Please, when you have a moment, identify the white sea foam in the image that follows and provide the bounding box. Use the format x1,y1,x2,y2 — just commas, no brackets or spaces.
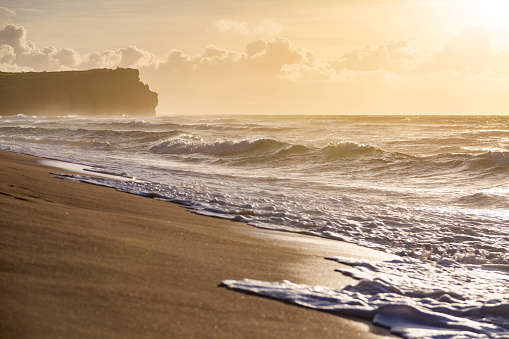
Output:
221,256,509,338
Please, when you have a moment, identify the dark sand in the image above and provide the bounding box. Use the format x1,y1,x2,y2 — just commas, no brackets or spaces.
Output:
0,150,398,338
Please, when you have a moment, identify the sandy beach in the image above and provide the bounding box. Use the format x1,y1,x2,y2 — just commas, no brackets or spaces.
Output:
0,150,398,338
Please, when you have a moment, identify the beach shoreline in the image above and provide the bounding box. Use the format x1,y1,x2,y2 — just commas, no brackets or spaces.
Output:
0,150,397,338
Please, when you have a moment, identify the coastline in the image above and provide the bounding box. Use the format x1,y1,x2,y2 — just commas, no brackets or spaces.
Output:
0,150,397,338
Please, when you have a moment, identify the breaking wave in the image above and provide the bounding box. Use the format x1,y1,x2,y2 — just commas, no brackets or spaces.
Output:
321,141,384,159
150,137,291,156
149,135,509,175
150,137,387,160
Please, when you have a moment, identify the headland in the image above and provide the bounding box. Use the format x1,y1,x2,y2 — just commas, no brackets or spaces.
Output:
0,68,157,116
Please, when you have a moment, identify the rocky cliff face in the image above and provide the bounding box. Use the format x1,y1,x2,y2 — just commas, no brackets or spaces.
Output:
0,68,158,116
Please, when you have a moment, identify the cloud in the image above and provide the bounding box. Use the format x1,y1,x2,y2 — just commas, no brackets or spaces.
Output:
214,19,283,37
275,40,417,83
332,40,417,74
53,48,82,69
215,19,249,35
141,30,509,114
152,37,310,81
80,51,121,70
418,26,494,74
0,24,158,71
4,23,509,114
253,19,284,36
0,24,33,55
118,46,157,68
0,7,15,17
0,44,15,63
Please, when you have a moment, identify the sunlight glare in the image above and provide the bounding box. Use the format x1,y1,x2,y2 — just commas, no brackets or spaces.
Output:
467,0,509,28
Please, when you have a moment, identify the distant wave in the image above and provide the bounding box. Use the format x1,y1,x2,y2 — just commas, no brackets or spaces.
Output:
475,151,509,168
321,141,384,160
455,191,509,209
0,134,113,149
6,121,509,176
110,120,181,130
0,113,37,120
128,120,159,128
0,125,185,152
427,151,509,172
149,135,509,174
113,121,274,134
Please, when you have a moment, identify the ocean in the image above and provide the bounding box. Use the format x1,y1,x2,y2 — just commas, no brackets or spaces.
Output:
1,114,508,338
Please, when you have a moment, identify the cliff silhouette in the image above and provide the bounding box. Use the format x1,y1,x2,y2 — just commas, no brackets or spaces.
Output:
0,68,158,116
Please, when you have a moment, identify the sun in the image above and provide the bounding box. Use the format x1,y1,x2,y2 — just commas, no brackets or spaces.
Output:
466,0,509,28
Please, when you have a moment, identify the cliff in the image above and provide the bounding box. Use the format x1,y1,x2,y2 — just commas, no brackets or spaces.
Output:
0,68,158,116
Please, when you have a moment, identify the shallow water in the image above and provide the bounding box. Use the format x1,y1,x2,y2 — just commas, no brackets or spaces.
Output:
1,114,508,338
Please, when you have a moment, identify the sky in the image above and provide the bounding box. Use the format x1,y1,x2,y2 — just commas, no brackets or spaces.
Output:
2,0,509,115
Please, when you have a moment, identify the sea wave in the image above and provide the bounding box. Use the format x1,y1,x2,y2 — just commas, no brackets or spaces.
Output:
475,151,509,168
149,135,509,168
391,151,509,176
128,119,159,128
0,113,37,120
150,137,387,160
5,120,509,179
455,188,509,209
321,141,384,159
1,134,113,149
150,137,290,156
0,125,185,150
118,119,273,132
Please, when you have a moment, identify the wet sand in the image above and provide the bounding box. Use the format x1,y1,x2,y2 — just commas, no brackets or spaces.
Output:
0,150,398,338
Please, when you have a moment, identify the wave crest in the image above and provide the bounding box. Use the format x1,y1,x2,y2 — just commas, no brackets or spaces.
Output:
476,151,509,168
321,141,383,160
150,137,289,156
150,138,385,161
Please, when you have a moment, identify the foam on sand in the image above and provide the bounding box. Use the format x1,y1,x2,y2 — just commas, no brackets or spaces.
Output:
222,256,509,338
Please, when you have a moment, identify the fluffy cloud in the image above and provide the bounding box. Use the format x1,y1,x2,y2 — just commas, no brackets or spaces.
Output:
118,46,157,68
0,25,33,55
153,37,307,77
0,44,15,63
4,23,505,78
0,24,158,72
142,29,509,114
331,40,417,74
3,23,509,114
53,48,82,69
